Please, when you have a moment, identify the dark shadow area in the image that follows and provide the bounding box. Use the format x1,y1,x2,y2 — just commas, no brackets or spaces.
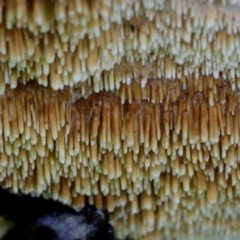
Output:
0,188,115,240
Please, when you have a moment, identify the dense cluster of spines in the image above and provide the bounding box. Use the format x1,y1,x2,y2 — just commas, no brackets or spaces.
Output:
0,77,240,239
0,0,239,93
1,0,240,239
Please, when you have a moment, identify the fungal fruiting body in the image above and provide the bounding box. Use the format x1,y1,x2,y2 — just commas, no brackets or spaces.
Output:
1,0,240,239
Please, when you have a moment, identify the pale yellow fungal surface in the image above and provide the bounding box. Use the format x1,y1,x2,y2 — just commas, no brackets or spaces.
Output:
1,0,240,239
